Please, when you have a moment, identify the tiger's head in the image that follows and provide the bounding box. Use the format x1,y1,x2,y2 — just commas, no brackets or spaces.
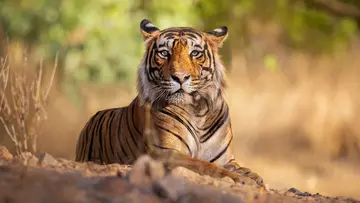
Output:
137,19,228,109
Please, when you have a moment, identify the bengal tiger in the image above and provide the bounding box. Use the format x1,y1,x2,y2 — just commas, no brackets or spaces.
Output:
75,19,264,187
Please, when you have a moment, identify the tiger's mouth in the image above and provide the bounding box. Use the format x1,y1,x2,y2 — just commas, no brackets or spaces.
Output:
173,89,185,94
150,86,201,108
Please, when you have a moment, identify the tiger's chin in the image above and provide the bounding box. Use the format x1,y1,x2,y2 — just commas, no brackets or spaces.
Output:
150,91,194,110
167,92,193,105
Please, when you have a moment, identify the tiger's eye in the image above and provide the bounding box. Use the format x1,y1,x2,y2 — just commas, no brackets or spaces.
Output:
190,50,202,58
159,50,169,57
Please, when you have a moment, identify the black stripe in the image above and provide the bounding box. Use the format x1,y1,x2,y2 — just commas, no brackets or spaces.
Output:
152,144,180,152
158,43,167,48
172,104,190,117
159,31,176,37
194,44,202,49
87,111,102,160
150,67,158,80
146,42,156,83
200,106,228,143
84,112,100,159
164,33,177,38
124,135,135,163
204,41,208,49
87,111,106,160
209,135,233,163
227,158,235,165
160,29,202,38
102,110,115,162
172,39,178,50
185,33,198,39
201,43,212,74
199,53,206,63
198,101,224,130
159,109,198,144
149,70,155,81
105,110,117,162
156,124,192,156
126,106,139,153
205,43,214,73
116,110,126,163
145,41,152,67
202,67,211,72
80,111,98,161
96,111,109,163
131,102,141,134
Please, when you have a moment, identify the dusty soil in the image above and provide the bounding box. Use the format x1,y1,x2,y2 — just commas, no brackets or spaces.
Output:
0,146,358,203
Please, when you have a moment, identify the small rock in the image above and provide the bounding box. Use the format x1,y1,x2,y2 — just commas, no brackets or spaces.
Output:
38,153,58,167
287,187,313,197
0,146,13,160
128,155,166,187
27,155,39,167
299,191,312,197
288,187,301,194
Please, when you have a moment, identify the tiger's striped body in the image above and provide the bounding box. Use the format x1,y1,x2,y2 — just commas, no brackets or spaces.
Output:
75,19,264,186
76,96,233,166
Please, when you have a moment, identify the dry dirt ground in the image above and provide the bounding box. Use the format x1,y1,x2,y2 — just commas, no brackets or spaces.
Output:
0,146,359,203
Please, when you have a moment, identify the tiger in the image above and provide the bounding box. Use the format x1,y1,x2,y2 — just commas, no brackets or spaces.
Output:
75,19,264,187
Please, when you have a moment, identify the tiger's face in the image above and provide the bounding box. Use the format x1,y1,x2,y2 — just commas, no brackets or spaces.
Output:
137,19,228,108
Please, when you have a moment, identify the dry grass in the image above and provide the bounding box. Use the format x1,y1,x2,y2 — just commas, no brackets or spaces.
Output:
0,48,58,155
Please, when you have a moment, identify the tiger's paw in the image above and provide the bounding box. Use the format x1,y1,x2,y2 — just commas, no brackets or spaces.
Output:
223,162,265,188
232,167,264,187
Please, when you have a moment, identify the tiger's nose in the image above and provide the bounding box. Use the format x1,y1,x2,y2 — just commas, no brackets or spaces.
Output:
170,72,190,84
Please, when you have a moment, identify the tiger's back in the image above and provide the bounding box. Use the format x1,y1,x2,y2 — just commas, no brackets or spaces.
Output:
75,97,147,164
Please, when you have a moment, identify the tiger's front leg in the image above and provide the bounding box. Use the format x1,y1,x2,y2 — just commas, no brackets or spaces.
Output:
212,123,265,187
148,128,265,187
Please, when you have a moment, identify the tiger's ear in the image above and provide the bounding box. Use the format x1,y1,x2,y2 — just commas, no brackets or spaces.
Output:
140,19,160,41
205,26,228,48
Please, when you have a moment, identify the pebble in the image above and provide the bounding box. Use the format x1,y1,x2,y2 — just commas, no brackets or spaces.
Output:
0,145,13,160
38,152,58,166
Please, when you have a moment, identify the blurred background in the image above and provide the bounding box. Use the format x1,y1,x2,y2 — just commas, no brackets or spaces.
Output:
1,0,360,199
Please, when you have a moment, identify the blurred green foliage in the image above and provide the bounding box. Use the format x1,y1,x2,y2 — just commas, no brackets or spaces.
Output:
0,0,359,84
264,54,279,72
